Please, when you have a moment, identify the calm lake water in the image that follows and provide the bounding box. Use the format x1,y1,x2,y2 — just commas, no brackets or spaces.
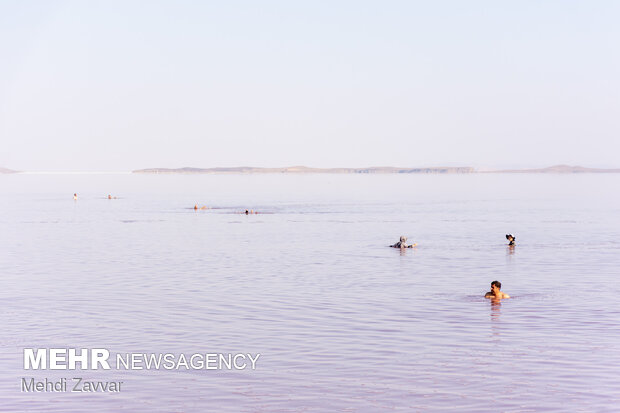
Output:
1,173,619,412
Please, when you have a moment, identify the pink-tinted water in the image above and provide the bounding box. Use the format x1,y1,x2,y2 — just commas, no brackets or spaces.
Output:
1,173,619,412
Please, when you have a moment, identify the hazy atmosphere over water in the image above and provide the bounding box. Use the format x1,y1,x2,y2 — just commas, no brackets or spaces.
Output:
2,2,620,412
1,0,620,171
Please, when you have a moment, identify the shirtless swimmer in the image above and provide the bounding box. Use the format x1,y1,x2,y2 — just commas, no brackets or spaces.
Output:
485,280,510,299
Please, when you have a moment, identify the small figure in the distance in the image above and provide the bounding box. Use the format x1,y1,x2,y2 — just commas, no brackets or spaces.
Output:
245,209,249,215
485,280,510,299
73,193,78,201
194,204,199,210
390,236,417,249
506,234,516,246
108,194,118,199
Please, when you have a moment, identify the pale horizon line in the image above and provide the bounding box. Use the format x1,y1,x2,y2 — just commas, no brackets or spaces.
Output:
3,164,620,174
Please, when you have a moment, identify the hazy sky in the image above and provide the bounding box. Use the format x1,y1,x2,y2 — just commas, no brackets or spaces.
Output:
1,0,618,171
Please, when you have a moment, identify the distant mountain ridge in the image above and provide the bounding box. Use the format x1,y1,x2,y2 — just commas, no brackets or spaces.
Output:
132,165,620,174
2,165,618,174
133,166,475,174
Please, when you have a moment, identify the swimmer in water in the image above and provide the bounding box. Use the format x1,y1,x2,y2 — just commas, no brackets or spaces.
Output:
485,280,510,299
390,236,416,249
73,193,78,200
245,209,249,215
506,234,515,246
194,204,198,210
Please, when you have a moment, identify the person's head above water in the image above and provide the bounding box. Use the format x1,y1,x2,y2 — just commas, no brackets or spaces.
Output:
390,235,416,248
506,234,515,245
485,280,510,299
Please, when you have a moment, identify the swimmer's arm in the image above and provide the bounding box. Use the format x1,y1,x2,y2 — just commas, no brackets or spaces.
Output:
484,292,510,299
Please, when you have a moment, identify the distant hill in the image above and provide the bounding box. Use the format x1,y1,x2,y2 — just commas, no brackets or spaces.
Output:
0,167,18,174
133,166,476,174
132,165,620,175
489,165,620,173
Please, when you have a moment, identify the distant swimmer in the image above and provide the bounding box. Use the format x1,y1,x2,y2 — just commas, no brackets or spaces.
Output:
245,209,249,215
485,280,510,299
108,195,118,199
194,204,198,210
506,234,515,246
194,204,209,210
390,236,416,249
73,193,78,200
